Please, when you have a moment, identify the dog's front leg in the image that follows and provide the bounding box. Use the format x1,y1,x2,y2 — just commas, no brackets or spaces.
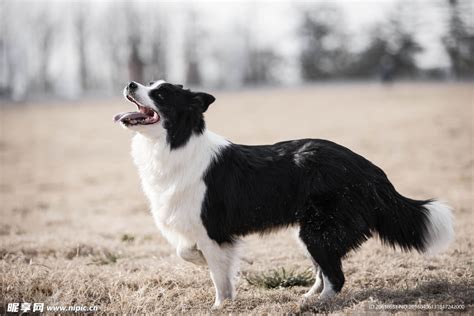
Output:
198,239,240,309
176,242,207,266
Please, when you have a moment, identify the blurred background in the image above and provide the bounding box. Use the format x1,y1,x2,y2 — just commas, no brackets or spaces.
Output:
0,0,473,101
1,1,473,314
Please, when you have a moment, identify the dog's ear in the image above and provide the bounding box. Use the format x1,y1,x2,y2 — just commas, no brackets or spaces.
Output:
192,92,215,112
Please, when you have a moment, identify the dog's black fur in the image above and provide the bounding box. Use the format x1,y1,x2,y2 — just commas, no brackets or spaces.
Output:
145,82,440,295
201,140,431,292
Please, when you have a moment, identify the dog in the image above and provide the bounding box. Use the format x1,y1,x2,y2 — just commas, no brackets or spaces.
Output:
114,80,454,309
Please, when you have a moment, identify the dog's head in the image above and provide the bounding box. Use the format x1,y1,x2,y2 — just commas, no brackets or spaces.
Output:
114,80,215,149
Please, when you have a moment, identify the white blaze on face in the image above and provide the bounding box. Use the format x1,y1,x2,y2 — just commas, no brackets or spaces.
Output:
125,80,167,112
150,80,166,89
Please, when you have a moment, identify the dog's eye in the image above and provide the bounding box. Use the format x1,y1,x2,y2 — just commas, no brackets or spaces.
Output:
149,81,155,86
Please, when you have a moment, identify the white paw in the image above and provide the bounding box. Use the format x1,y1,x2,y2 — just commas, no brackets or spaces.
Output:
318,288,336,300
303,279,323,298
299,295,310,306
211,302,223,310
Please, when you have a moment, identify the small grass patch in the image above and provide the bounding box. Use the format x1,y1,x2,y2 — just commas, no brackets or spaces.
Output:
245,268,315,289
88,250,119,265
121,234,135,243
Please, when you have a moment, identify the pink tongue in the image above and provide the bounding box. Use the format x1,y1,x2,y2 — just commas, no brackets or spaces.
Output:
113,111,148,123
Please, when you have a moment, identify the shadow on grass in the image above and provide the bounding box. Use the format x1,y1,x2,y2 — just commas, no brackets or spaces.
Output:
300,279,472,313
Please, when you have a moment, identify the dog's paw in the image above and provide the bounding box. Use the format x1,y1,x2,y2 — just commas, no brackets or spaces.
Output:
210,302,223,311
211,295,234,311
318,288,336,300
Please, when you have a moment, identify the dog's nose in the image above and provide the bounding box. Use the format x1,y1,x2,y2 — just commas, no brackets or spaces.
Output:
128,81,138,90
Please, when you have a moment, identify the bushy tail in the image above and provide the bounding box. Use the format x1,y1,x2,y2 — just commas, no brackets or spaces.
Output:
374,191,454,255
420,200,455,255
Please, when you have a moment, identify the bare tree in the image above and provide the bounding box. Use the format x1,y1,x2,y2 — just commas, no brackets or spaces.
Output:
241,4,280,85
350,23,422,79
343,3,422,80
0,0,12,98
32,7,55,94
184,8,202,86
148,14,167,80
299,4,351,80
74,5,88,92
128,37,144,83
443,0,474,79
101,3,127,90
100,2,144,88
243,49,280,85
124,4,144,83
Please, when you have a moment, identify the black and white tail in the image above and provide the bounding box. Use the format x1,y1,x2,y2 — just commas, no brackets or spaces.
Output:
375,191,454,255
421,200,454,255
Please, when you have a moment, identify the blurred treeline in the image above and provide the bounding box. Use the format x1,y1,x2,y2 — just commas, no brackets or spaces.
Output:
0,0,472,101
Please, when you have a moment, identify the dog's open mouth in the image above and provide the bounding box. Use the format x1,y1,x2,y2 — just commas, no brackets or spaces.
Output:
113,95,160,126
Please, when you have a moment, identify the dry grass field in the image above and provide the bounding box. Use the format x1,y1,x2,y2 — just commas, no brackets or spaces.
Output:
0,83,472,314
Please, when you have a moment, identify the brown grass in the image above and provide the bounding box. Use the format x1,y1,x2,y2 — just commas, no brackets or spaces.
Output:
0,83,472,314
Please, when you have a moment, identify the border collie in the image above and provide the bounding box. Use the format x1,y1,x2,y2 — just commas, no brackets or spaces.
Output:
114,80,454,309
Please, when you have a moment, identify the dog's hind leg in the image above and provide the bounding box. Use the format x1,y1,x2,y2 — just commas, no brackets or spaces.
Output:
299,213,349,300
303,263,323,298
299,196,373,300
198,238,240,309
299,226,345,299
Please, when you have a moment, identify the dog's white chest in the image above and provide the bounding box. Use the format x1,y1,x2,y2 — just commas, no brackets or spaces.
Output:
130,132,229,240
